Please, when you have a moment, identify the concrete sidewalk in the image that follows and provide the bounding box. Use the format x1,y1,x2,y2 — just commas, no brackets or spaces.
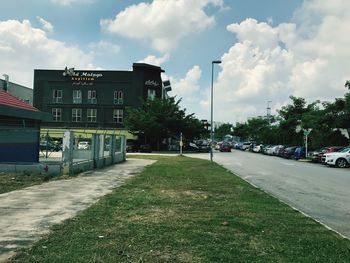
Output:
0,158,154,262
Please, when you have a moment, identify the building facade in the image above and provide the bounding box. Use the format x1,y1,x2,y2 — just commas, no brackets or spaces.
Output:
0,76,33,105
33,63,167,129
0,90,49,163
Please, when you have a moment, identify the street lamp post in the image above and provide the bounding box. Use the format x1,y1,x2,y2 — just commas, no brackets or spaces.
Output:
266,100,272,125
210,60,221,162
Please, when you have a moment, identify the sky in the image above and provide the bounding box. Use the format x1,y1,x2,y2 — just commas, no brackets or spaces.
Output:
1,0,350,124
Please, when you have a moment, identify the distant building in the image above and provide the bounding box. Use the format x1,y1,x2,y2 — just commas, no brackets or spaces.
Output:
0,76,33,105
33,63,170,130
0,90,49,163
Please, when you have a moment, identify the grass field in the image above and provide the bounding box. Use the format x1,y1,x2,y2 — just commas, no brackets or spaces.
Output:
9,156,350,262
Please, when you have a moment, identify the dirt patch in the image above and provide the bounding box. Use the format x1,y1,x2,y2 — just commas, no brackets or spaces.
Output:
160,189,209,200
127,208,177,223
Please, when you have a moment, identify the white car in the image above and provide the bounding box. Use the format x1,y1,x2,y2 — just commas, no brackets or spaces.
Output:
265,145,275,155
253,144,263,153
241,142,251,151
77,141,90,150
324,146,350,168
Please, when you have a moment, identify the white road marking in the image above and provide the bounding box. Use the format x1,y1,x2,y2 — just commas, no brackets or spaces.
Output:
281,162,295,166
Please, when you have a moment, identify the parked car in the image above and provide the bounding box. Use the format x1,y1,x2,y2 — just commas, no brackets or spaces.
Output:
281,146,298,159
189,140,211,152
265,145,276,155
241,142,251,151
319,146,344,163
272,145,284,156
252,144,263,153
277,145,287,157
324,146,350,168
234,142,242,150
215,142,223,150
126,140,139,152
260,145,270,154
219,142,231,152
77,141,90,150
39,141,61,152
139,144,152,153
310,148,323,162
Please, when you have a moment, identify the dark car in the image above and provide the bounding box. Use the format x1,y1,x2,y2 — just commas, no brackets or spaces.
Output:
219,142,231,152
277,145,287,157
193,140,211,153
282,146,298,159
39,141,61,152
126,140,139,152
139,144,152,153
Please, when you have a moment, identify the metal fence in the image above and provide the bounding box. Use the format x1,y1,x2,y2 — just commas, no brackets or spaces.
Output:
40,130,126,175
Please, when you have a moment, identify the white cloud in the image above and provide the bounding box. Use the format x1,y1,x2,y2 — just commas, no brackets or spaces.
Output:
88,41,120,55
0,20,95,87
137,54,170,66
167,65,203,115
171,65,202,97
100,0,223,53
202,0,350,123
36,16,54,33
51,0,94,6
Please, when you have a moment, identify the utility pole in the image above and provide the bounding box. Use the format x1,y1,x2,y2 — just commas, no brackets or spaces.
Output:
266,100,272,124
179,132,183,156
210,60,221,162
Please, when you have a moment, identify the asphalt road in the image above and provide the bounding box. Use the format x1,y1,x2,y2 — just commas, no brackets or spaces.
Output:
186,150,350,239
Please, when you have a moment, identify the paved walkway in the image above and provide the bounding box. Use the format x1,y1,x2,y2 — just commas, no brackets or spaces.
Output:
0,158,154,262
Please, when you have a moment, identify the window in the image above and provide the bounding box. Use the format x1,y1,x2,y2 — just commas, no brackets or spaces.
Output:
52,90,62,103
148,89,156,100
113,109,123,123
52,108,61,121
73,90,82,104
72,108,82,122
87,109,97,122
87,90,97,104
114,91,123,105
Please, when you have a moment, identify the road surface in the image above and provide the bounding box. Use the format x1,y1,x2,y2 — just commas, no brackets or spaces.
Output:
187,150,350,239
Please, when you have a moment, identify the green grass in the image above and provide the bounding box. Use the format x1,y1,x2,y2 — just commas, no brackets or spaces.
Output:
9,156,350,262
0,172,61,195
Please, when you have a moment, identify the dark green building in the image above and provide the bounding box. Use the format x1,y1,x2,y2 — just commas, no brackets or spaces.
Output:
33,63,166,129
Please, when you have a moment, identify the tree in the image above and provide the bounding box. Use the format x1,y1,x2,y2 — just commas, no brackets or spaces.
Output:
214,123,233,141
345,80,350,90
277,96,308,145
124,97,205,150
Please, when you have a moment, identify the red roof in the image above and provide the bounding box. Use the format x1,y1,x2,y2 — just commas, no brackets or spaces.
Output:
0,90,39,112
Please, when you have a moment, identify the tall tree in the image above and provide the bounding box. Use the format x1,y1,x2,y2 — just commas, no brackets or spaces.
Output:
214,123,233,141
125,97,205,150
277,96,307,145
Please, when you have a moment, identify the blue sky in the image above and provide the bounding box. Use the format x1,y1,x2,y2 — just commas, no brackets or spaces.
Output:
1,0,350,123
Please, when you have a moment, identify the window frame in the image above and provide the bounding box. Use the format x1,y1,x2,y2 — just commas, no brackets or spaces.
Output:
114,91,123,105
52,108,62,122
52,89,62,103
147,89,156,100
87,109,97,123
72,108,82,122
87,90,97,104
113,109,123,124
73,90,82,104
